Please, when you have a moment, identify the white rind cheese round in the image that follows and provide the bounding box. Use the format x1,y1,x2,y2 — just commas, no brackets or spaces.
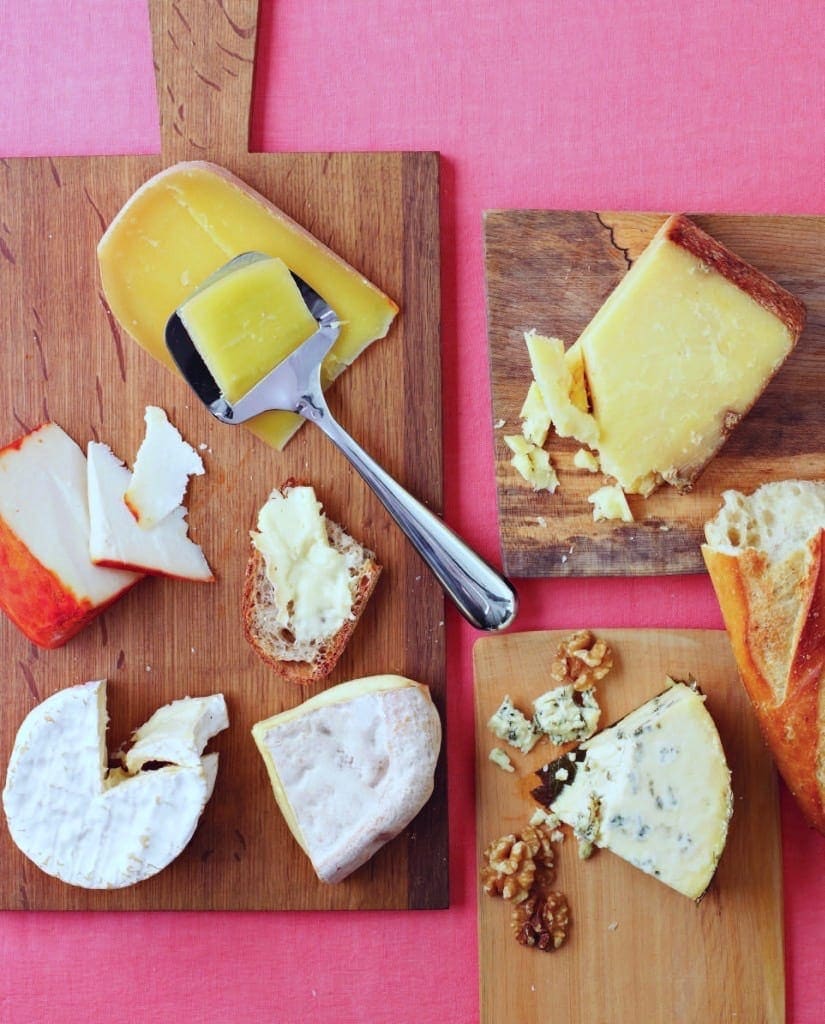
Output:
2,681,228,889
252,674,441,883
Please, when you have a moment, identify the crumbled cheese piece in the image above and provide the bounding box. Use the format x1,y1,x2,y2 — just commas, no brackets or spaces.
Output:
533,685,601,744
588,484,633,522
488,747,515,773
554,767,569,782
573,447,600,472
504,435,559,493
487,695,541,754
524,331,599,446
519,381,551,447
529,807,561,831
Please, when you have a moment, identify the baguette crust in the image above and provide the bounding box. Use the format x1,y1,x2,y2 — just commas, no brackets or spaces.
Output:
666,214,807,340
702,482,825,833
242,482,381,684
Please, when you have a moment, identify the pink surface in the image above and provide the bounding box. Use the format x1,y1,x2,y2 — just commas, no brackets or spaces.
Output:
1,1,824,1021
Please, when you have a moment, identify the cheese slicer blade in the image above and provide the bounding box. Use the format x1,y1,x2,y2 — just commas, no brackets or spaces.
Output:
166,252,518,631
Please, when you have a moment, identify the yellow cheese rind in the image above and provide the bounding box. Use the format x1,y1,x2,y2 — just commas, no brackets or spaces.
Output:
98,162,398,450
576,216,800,494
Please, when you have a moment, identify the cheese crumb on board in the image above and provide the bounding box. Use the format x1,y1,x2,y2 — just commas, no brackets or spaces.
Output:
504,435,559,493
588,484,633,523
488,695,541,754
573,447,600,472
489,747,516,773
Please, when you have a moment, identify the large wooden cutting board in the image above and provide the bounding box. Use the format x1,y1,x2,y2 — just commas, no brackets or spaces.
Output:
0,0,446,910
474,629,784,1024
485,210,825,577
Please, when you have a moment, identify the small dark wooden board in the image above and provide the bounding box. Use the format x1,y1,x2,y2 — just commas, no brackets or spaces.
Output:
485,210,825,577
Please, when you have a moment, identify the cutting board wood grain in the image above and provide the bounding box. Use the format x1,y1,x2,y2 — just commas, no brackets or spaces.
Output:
0,0,446,910
474,629,784,1024
485,210,825,577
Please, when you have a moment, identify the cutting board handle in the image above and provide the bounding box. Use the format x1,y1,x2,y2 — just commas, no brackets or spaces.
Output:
147,0,259,162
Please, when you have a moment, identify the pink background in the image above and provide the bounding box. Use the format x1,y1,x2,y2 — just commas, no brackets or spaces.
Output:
1,1,823,1020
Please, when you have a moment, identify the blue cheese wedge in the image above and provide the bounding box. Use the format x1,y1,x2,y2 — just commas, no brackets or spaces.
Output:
488,695,541,754
532,680,733,900
533,685,601,744
2,681,227,889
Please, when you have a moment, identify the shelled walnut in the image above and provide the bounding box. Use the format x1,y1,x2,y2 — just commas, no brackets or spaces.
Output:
511,891,570,951
550,629,613,691
480,823,556,903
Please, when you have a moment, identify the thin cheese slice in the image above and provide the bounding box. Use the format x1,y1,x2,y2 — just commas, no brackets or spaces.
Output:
533,681,733,900
252,675,441,883
571,214,806,495
97,161,398,450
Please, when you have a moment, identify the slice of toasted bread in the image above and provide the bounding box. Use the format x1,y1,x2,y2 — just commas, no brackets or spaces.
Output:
242,486,381,684
702,479,825,833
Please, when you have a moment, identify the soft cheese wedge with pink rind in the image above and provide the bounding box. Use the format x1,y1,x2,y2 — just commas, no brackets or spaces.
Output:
0,424,141,648
2,681,228,889
97,161,399,450
252,675,441,883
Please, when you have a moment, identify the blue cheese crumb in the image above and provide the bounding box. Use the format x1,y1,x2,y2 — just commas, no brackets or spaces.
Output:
533,684,601,744
487,695,541,754
488,747,515,773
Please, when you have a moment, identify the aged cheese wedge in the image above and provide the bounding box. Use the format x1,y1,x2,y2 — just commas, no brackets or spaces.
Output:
532,681,733,900
124,406,204,529
98,161,399,450
2,681,228,889
0,423,141,648
565,214,806,495
252,675,441,883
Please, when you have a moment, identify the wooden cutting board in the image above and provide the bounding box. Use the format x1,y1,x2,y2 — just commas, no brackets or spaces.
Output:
474,629,784,1024
0,0,446,910
485,210,825,577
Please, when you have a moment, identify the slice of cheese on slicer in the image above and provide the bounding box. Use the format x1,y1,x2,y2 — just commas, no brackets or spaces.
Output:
252,675,441,883
532,680,733,900
97,161,399,450
2,681,228,889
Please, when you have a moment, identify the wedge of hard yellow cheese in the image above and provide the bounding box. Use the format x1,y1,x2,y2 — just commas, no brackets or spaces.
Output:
98,162,398,450
526,215,806,497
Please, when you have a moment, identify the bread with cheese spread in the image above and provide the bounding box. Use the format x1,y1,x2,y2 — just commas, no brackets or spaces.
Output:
702,480,825,833
242,482,381,684
252,675,442,883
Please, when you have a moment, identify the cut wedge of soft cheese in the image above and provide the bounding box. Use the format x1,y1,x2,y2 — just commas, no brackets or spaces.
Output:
124,406,204,529
177,255,319,404
97,161,399,450
250,485,357,645
525,331,599,447
2,681,228,889
87,442,213,581
0,424,142,648
532,681,733,900
252,675,441,883
566,214,806,495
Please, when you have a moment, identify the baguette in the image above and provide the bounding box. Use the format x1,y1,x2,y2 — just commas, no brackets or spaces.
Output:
702,480,825,832
242,483,381,684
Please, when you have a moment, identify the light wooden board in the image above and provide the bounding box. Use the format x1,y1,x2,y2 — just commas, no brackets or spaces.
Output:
485,210,825,577
0,0,447,910
474,629,784,1024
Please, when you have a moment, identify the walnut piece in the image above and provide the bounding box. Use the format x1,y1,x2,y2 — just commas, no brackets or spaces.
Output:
480,824,556,903
511,891,571,951
549,629,613,691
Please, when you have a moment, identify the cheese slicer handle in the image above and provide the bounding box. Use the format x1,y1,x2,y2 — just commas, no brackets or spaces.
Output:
304,401,518,632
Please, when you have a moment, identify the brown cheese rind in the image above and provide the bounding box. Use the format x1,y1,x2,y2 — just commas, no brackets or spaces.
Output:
666,214,807,340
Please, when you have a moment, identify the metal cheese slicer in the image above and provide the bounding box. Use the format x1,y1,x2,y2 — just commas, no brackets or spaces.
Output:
166,252,517,631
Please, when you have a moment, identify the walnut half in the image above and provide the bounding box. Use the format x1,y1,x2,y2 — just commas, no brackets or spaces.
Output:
511,891,571,951
480,824,556,903
550,629,613,691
